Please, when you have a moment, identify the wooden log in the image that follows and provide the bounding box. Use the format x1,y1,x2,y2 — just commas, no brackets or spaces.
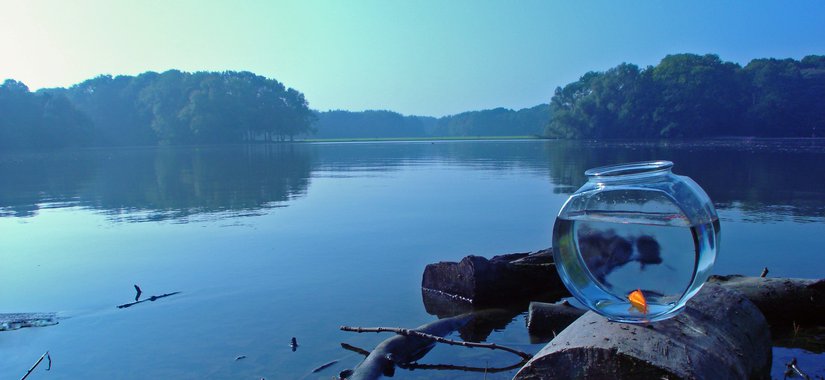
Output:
514,283,772,380
708,274,825,328
526,276,825,338
421,249,567,307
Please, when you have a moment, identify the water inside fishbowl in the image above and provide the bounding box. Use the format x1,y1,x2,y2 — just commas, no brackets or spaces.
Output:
552,210,720,322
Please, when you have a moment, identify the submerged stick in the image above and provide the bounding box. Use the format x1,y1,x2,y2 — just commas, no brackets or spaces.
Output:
20,351,51,380
340,326,532,360
784,358,812,380
117,292,181,309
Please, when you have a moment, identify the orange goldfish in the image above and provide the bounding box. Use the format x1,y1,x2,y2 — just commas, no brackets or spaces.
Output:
628,289,648,315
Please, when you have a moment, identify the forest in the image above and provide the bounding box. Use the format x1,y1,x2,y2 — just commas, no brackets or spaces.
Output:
545,54,825,138
0,70,315,149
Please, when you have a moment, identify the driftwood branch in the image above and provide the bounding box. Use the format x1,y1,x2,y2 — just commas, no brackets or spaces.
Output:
20,351,51,380
340,325,531,360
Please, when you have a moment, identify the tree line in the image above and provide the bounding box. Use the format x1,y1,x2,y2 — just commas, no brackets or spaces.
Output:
3,54,824,150
313,104,549,139
545,54,825,139
1,70,315,149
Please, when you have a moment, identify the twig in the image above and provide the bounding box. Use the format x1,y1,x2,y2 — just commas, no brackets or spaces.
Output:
340,326,532,360
20,351,50,380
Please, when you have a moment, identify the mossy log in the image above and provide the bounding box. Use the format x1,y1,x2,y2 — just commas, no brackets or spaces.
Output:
515,283,772,380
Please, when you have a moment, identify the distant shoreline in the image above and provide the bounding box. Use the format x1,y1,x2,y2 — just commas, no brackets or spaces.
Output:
295,135,546,143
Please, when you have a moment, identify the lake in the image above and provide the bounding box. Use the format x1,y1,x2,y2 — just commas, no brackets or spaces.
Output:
2,139,824,379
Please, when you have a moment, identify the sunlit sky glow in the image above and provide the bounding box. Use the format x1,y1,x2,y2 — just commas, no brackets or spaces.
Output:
2,0,824,116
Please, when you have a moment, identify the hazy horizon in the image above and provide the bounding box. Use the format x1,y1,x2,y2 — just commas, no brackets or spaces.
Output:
2,1,824,117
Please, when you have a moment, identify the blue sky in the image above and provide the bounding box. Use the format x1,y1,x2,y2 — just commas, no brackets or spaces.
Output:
2,1,824,116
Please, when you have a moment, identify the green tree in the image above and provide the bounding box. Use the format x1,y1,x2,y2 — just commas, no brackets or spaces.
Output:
650,54,746,137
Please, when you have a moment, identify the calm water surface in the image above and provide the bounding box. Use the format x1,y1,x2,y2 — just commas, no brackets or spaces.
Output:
2,140,824,379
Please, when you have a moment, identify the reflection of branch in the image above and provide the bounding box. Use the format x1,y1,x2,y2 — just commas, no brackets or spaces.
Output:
311,360,339,373
341,343,371,357
340,341,528,375
20,351,51,380
117,292,181,309
397,359,528,374
340,326,532,360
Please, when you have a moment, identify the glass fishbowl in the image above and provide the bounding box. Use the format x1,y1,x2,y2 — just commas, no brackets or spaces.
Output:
552,161,720,323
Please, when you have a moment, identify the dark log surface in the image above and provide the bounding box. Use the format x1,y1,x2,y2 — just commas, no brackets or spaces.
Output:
527,276,825,339
515,283,772,380
526,299,587,339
